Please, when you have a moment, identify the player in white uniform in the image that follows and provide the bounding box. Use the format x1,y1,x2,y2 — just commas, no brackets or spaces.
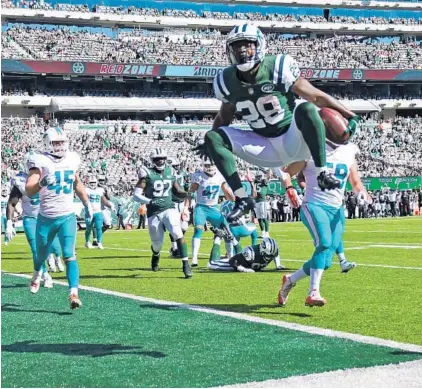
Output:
6,171,64,284
85,176,115,249
183,160,235,267
278,141,369,307
25,127,93,309
1,185,11,245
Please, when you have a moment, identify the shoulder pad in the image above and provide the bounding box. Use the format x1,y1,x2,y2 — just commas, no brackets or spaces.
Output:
26,151,47,172
138,166,149,179
242,246,255,262
273,54,300,93
213,70,230,103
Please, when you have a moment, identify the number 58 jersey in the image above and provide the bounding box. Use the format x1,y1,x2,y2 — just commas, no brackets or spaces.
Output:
303,143,359,208
192,171,225,207
26,151,81,218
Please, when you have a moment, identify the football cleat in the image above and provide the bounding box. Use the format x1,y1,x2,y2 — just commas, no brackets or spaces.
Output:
151,253,160,271
277,274,296,307
169,248,180,258
340,260,356,273
305,290,327,307
97,243,104,250
191,261,198,268
227,196,256,223
69,294,83,310
42,273,54,288
85,241,93,249
92,240,98,247
56,257,65,272
183,261,193,278
47,254,57,272
276,265,286,271
317,171,341,191
29,271,42,294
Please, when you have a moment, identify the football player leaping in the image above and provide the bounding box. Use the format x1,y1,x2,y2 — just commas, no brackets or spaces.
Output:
25,127,93,309
182,159,235,267
277,141,369,308
6,171,64,285
196,24,361,223
85,176,115,250
133,148,192,278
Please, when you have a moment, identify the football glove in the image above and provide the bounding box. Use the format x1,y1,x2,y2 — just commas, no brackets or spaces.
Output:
237,265,255,273
286,186,302,209
193,143,213,163
6,220,16,242
345,115,361,137
39,173,56,188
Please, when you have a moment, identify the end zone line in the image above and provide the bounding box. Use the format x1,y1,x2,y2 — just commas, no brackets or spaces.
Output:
3,271,422,354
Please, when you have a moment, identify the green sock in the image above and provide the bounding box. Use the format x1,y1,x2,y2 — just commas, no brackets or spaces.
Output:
205,129,243,192
258,219,265,232
209,243,221,261
264,219,270,232
294,102,326,167
177,240,189,260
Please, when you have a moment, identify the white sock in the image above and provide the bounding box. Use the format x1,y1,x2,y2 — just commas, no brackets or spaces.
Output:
337,252,346,262
192,238,201,263
274,255,281,268
224,240,233,258
290,268,307,283
172,241,177,250
214,236,221,246
309,268,324,294
234,187,248,198
315,166,328,175
70,287,78,295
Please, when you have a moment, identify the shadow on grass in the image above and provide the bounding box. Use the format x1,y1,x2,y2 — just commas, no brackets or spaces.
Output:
2,303,72,316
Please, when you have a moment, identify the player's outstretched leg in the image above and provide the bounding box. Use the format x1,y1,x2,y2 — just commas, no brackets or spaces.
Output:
336,240,356,273
176,238,192,278
169,234,179,258
85,218,94,249
204,129,255,221
294,103,340,191
151,246,160,272
50,236,64,272
94,213,104,249
191,226,203,267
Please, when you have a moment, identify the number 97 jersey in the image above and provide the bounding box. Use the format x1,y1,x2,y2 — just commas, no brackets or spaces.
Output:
26,151,81,218
192,171,225,207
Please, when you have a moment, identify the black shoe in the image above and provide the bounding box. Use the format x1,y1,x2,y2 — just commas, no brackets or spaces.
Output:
317,171,341,191
92,240,98,247
169,248,180,258
183,261,193,278
151,254,160,271
227,196,256,223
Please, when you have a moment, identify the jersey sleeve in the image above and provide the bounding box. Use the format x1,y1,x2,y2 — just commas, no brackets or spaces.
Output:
191,172,201,185
138,166,149,180
26,151,47,172
213,71,230,103
70,152,81,173
273,54,300,93
11,174,26,195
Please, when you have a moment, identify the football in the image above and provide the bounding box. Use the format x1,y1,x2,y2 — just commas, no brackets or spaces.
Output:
319,107,350,144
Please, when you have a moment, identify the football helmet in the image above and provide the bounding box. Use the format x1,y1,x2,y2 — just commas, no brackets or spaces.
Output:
169,157,181,171
259,237,279,259
150,148,167,171
203,158,217,176
43,127,69,158
226,24,266,72
88,176,98,190
98,175,106,186
1,184,10,197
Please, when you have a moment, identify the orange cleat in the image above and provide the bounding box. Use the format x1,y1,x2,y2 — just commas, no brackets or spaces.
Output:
305,290,327,307
277,274,295,307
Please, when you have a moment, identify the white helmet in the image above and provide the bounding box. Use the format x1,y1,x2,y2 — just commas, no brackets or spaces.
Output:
169,157,180,171
88,176,98,190
150,148,167,171
43,127,69,158
1,184,10,197
226,24,266,72
98,175,106,186
203,158,216,176
259,237,279,259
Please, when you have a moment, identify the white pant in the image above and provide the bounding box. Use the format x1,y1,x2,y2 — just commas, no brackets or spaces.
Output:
255,202,267,219
102,208,112,227
148,208,183,252
220,104,311,168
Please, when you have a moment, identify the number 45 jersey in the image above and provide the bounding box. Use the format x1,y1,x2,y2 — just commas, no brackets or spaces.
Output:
192,171,225,207
139,166,176,217
303,143,359,208
26,151,81,218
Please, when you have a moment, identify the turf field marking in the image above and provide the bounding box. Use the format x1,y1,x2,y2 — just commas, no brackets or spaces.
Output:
4,271,422,354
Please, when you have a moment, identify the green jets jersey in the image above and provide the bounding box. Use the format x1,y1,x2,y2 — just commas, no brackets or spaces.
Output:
240,244,274,271
139,166,175,217
213,54,300,137
255,180,268,203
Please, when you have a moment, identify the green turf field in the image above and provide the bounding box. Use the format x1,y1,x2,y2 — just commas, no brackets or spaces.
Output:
2,217,422,387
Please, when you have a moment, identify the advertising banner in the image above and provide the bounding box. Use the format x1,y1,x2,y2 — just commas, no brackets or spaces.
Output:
3,59,422,81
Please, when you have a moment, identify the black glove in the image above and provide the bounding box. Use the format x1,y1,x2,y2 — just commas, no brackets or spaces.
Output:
193,143,213,162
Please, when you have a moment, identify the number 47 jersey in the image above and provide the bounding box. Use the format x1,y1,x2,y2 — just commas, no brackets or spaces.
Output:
192,171,225,207
26,151,81,218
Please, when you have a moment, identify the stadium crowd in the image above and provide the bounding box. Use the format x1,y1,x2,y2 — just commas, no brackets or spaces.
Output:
3,25,422,69
2,115,421,197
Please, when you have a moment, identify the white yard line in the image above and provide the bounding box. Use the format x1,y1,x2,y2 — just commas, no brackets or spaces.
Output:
215,360,422,388
3,271,422,354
